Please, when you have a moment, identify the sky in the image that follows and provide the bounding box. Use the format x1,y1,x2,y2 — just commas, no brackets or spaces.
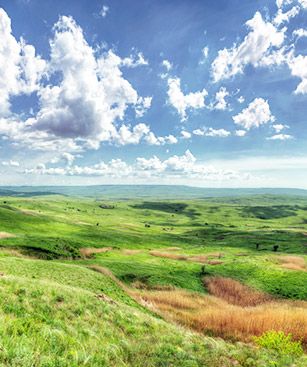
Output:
0,0,307,188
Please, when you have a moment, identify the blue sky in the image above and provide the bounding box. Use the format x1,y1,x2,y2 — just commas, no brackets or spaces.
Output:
0,0,307,187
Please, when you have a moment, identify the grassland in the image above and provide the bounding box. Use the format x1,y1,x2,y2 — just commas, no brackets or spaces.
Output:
0,192,306,366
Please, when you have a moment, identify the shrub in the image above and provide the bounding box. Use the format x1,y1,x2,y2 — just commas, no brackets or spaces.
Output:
254,331,303,357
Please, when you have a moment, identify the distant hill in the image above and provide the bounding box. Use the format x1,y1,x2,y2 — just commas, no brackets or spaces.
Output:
0,185,307,199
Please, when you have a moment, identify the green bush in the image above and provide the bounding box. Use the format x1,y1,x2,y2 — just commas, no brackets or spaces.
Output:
254,331,303,357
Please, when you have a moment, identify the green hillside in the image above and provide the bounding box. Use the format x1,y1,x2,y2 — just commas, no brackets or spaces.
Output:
0,193,306,366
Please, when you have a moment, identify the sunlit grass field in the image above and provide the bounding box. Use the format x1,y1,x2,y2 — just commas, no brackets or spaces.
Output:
0,193,306,366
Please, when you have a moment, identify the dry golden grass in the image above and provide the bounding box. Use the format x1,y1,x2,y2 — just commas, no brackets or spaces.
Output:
149,251,188,261
80,247,112,258
0,232,16,239
88,266,307,345
163,247,181,251
149,250,225,264
0,248,23,257
207,252,224,259
277,255,306,271
207,260,224,265
188,255,208,263
135,287,307,345
204,277,272,307
122,249,143,255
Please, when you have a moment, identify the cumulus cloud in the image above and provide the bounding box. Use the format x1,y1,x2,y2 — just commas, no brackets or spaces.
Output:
26,158,132,177
211,12,285,82
2,160,20,167
192,127,231,137
135,96,152,118
162,59,172,71
25,150,250,183
237,96,245,104
144,132,178,146
277,0,307,9
293,28,307,38
235,130,247,137
180,130,192,139
212,87,229,110
0,10,156,151
122,52,148,68
113,123,150,145
205,128,231,137
273,123,289,133
0,8,46,116
288,54,307,94
266,133,293,140
232,98,275,130
273,5,300,26
167,77,207,120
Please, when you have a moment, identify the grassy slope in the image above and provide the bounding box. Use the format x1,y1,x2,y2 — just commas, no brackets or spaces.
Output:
0,194,306,365
0,195,306,299
0,254,300,367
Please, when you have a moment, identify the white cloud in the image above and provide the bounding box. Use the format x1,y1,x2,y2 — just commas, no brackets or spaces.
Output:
144,132,178,146
162,59,172,71
61,152,75,165
233,98,275,130
192,128,206,136
275,0,307,9
26,158,132,177
212,86,229,110
99,5,109,18
167,77,207,120
205,128,231,137
202,46,209,58
113,123,150,145
238,96,245,104
0,8,46,116
135,96,152,118
192,127,230,137
288,54,307,94
299,0,307,8
180,130,192,139
235,130,247,137
276,0,293,8
199,46,209,64
2,160,20,167
0,11,154,151
212,12,285,82
257,46,291,68
293,28,307,38
266,133,293,140
273,6,300,26
273,123,289,133
25,150,251,184
122,52,148,68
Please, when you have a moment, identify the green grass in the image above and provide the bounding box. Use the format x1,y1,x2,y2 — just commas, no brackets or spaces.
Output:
0,255,303,366
0,194,306,365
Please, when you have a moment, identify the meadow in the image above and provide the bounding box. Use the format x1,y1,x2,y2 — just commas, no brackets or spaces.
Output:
0,190,306,366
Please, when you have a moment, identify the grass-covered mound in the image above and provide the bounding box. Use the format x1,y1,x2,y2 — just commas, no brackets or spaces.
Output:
1,255,303,367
